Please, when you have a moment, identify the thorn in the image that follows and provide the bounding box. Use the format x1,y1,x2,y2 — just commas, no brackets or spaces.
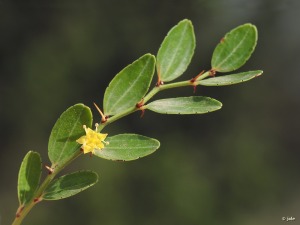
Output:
190,70,205,83
136,99,146,118
136,99,144,109
140,109,145,118
190,70,205,93
193,85,197,94
156,65,162,84
45,165,54,174
93,102,107,123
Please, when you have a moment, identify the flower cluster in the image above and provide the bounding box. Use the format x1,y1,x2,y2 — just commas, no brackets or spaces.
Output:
76,124,108,154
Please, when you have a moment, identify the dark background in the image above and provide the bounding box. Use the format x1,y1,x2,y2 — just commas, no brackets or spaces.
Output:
1,0,300,224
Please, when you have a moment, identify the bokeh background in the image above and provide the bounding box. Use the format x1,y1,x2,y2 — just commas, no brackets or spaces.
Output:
1,0,300,224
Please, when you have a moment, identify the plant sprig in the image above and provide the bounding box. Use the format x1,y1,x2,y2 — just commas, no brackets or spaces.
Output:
12,19,262,225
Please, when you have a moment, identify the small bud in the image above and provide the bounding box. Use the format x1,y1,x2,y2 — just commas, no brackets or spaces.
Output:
209,69,216,77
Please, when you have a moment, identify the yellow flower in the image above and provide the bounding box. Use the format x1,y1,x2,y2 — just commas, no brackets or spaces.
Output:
76,124,108,154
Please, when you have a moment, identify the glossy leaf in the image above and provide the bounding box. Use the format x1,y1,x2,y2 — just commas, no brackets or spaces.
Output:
94,134,160,161
211,23,257,72
104,54,155,116
157,19,195,82
146,96,222,114
48,104,92,166
199,70,263,86
43,171,98,200
18,151,42,206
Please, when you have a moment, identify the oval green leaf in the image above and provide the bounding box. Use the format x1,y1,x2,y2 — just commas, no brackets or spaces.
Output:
146,96,222,114
18,151,42,206
198,70,263,86
103,54,156,116
157,19,195,82
211,23,258,72
48,104,92,166
43,171,98,200
94,134,160,161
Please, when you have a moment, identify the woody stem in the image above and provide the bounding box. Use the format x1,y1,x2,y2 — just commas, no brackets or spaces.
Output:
97,71,211,132
12,151,83,225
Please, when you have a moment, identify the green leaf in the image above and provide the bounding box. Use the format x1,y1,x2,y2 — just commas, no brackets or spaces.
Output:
94,134,160,161
198,70,263,86
48,104,92,166
211,23,258,72
157,19,195,82
103,54,156,116
146,96,222,114
43,171,98,200
18,151,42,206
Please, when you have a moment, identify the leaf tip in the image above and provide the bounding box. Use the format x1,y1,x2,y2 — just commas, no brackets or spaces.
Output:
179,18,192,25
257,70,263,76
243,23,258,38
219,102,223,109
143,53,156,60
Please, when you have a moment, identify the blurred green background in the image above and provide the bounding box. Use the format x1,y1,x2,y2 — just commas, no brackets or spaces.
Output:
1,0,300,224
